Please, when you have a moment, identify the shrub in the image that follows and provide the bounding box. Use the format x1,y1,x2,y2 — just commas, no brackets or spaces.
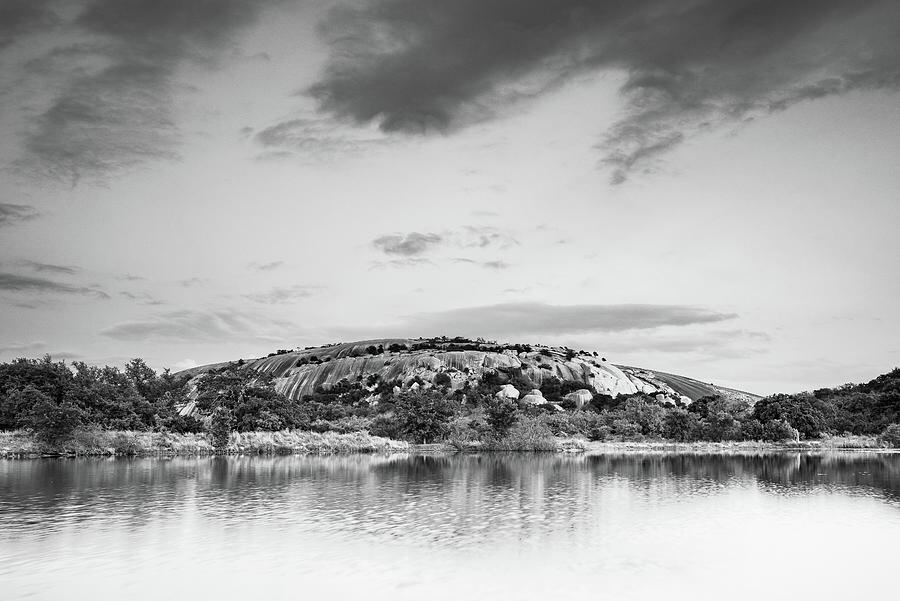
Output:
485,397,519,436
739,419,767,441
762,419,800,443
209,407,234,449
877,424,900,448
663,407,702,442
752,393,828,439
27,395,84,445
368,413,403,439
610,418,642,438
392,390,455,443
111,432,142,455
433,372,453,389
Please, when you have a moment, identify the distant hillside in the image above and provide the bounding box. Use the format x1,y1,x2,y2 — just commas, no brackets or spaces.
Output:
179,337,760,407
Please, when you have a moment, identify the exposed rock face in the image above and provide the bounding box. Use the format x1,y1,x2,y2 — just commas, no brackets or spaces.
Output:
520,390,547,405
178,338,760,405
565,389,594,409
495,384,520,400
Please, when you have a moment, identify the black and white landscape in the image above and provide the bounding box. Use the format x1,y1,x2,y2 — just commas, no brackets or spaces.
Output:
1,2,899,600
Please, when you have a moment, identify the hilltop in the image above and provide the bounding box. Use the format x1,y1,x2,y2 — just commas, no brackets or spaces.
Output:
177,336,759,411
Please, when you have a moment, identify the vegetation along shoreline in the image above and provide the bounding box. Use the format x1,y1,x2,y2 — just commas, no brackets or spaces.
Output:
2,337,899,459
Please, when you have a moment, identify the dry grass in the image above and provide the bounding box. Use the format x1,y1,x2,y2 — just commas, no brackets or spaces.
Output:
0,429,407,457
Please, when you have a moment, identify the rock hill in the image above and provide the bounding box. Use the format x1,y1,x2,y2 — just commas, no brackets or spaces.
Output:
178,337,759,408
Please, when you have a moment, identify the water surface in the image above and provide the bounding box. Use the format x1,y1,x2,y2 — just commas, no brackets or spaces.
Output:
2,452,898,600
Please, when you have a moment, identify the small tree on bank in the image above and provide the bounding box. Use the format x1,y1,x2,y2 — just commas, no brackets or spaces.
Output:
392,390,454,443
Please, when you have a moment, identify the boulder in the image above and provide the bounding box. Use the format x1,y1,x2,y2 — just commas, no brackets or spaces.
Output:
565,389,594,409
495,384,520,400
520,390,547,405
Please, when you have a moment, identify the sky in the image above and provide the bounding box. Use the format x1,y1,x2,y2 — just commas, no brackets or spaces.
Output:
1,0,899,395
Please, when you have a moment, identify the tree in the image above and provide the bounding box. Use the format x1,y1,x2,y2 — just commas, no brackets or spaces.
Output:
878,424,900,448
27,393,84,445
752,394,827,439
392,390,454,443
663,407,701,441
485,397,518,437
195,363,300,432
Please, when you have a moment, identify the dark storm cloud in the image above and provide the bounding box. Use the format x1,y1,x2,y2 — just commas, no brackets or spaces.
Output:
15,0,271,185
373,232,443,256
0,0,57,49
0,272,108,299
309,0,900,183
0,203,40,227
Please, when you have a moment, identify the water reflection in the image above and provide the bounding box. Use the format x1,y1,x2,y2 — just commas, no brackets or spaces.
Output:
1,452,899,601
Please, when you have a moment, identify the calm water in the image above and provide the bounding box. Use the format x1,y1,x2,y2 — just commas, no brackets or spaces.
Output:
2,453,899,601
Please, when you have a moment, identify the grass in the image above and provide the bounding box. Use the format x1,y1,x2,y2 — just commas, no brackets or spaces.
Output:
0,429,408,457
1,429,892,458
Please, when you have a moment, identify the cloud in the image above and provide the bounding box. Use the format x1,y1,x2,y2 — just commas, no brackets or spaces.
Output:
373,232,443,256
253,118,388,158
14,0,272,184
248,260,284,272
0,203,40,227
243,285,320,304
372,226,518,258
369,257,435,269
588,329,771,359
482,260,509,270
119,291,164,305
0,272,109,299
18,260,78,274
308,0,900,183
339,302,737,339
178,277,208,287
100,308,293,342
0,341,46,355
451,258,510,269
0,0,57,49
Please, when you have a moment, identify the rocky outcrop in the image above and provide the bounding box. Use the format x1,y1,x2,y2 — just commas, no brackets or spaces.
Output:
495,384,520,400
520,390,547,405
178,338,760,406
565,389,593,409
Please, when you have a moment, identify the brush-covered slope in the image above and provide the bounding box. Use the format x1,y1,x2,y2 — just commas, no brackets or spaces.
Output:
178,337,759,406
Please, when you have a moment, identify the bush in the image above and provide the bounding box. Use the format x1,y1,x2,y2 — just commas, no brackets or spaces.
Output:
27,395,84,445
663,407,702,442
877,424,900,448
433,372,453,389
762,419,800,443
111,432,142,455
485,397,519,436
209,407,234,449
392,390,455,443
752,393,828,439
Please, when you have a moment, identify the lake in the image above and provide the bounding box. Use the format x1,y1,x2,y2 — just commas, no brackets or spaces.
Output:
2,452,899,600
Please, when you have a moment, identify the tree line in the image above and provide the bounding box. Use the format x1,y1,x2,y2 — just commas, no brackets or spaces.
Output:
1,355,898,447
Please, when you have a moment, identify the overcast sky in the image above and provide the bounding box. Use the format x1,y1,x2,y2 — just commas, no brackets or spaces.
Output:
1,0,898,394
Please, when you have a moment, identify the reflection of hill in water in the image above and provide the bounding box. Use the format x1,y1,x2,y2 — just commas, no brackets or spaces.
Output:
2,453,900,546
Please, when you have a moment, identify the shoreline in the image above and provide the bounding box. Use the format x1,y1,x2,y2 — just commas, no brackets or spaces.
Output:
2,429,896,458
